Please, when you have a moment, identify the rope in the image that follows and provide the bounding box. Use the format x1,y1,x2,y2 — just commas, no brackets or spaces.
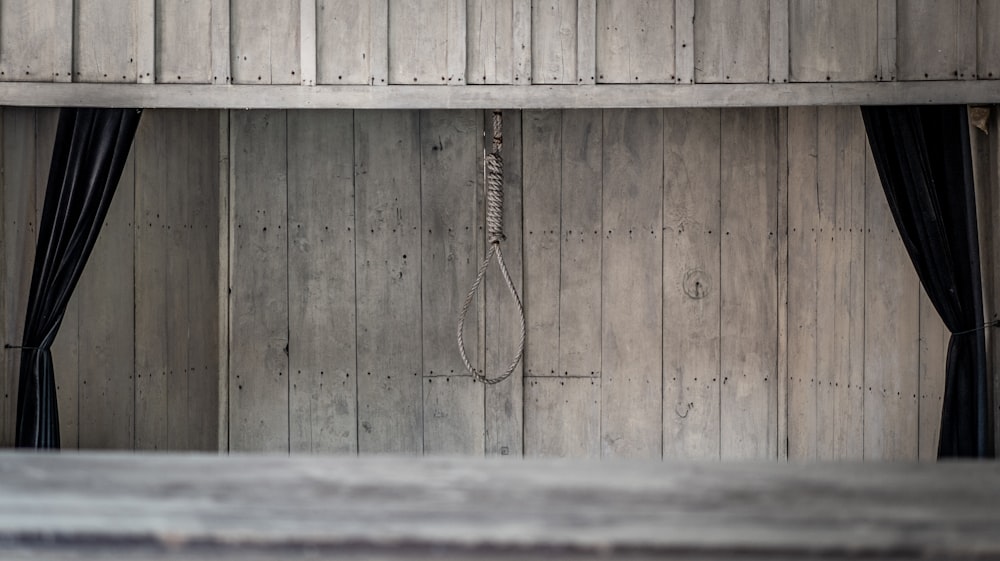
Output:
457,111,526,385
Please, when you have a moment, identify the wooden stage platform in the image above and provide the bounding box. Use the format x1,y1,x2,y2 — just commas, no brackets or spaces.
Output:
0,452,997,560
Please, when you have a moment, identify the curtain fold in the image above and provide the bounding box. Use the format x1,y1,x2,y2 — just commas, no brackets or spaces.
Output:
15,107,142,449
861,105,993,458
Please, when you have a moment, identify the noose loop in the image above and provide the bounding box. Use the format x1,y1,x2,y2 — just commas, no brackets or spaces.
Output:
457,111,526,385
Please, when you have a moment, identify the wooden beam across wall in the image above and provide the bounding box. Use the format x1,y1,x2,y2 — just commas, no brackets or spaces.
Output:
1,82,999,109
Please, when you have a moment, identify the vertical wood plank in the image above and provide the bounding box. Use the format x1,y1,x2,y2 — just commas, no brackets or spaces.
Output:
864,139,920,460
355,110,423,454
485,110,524,456
0,109,7,446
157,0,213,83
876,0,896,81
0,0,71,81
317,0,373,84
136,0,155,83
978,0,1000,79
229,110,289,452
447,0,467,84
522,110,561,379
719,108,778,460
467,0,510,84
300,0,317,85
662,108,721,460
596,0,674,84
287,110,357,454
601,108,663,459
388,0,452,84
532,0,577,84
897,0,977,80
74,0,139,82
694,0,769,83
524,377,600,457
513,0,532,83
775,106,789,462
211,0,231,83
559,110,602,379
785,106,818,461
577,0,596,84
218,110,231,452
918,289,948,461
420,110,483,454
768,0,789,83
789,0,879,82
230,0,300,84
78,149,135,449
674,0,694,84
370,0,389,85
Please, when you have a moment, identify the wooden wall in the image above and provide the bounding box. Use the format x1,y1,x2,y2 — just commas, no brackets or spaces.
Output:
0,108,221,450
0,1,997,87
224,107,968,460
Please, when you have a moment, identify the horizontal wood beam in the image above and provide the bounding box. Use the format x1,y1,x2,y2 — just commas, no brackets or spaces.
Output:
0,81,998,109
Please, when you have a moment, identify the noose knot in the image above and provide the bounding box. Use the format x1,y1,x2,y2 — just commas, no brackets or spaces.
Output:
486,152,504,244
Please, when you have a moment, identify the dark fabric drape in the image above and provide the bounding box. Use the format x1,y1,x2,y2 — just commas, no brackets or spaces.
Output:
15,108,142,449
861,105,993,458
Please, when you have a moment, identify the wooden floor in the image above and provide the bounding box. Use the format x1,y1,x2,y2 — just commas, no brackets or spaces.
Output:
0,452,998,560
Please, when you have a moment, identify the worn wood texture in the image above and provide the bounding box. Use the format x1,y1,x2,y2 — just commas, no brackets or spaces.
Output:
0,0,70,81
3,453,1000,560
74,0,138,82
524,377,600,457
694,0,769,83
876,0,896,81
317,0,374,84
864,138,920,460
980,0,1000,80
230,0,300,84
420,110,483,454
467,0,514,84
897,0,978,81
719,108,778,460
595,0,674,84
229,110,290,452
601,109,663,459
157,0,213,83
662,108,721,460
354,110,423,454
918,288,948,461
789,0,878,82
388,0,465,84
532,0,577,84
674,0,694,84
768,0,789,83
287,110,357,454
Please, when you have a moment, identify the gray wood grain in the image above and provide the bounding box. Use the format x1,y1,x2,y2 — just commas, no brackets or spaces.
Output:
0,0,69,81
286,110,357,454
2,452,1000,560
74,0,138,82
979,0,1000,80
674,0,694,84
157,0,213,83
897,0,977,81
876,0,896,81
354,110,423,454
918,288,947,461
532,0,577,84
467,0,514,84
524,377,600,457
230,0,300,84
694,0,769,83
596,0,674,83
601,108,663,459
789,0,878,82
662,108,721,460
719,108,778,460
388,0,451,84
228,110,290,452
317,0,374,84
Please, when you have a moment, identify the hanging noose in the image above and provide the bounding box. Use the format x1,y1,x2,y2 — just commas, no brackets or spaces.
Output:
456,110,526,385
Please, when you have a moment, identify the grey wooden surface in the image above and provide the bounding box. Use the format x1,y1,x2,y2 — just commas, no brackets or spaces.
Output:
1,452,999,560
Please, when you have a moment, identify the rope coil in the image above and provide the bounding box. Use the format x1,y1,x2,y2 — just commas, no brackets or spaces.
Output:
457,111,526,385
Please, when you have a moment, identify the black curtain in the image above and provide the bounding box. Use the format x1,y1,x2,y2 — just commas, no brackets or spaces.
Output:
861,105,993,458
15,108,142,449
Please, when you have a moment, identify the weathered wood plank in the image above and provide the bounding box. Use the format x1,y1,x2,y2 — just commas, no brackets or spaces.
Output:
467,0,513,84
0,0,70,81
485,110,524,457
789,0,878,82
532,0,577,84
230,0,300,84
74,0,138,82
978,0,1000,80
918,288,948,461
299,0,317,85
286,110,357,454
512,0,532,83
694,0,769,83
317,0,373,84
577,0,596,84
775,106,789,461
596,0,674,84
863,139,920,460
522,110,561,378
524,377,601,457
601,108,662,459
217,109,230,452
559,110,601,379
354,110,423,454
719,108,778,460
768,0,789,83
446,0,466,84
77,149,135,449
662,107,721,460
419,109,483,454
369,0,389,85
897,0,977,81
388,0,462,84
674,0,694,84
136,0,155,83
211,0,230,83
229,110,289,452
876,0,896,81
